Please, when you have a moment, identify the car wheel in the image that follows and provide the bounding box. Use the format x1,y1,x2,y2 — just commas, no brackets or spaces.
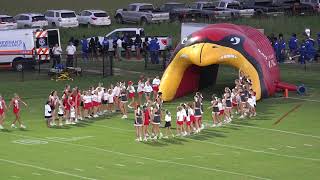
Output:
115,15,123,24
13,62,24,72
140,17,148,26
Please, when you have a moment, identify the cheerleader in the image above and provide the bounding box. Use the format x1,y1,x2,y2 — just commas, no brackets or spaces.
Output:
106,89,115,113
134,104,144,142
91,91,99,118
71,88,80,123
152,76,161,100
239,87,248,119
186,104,194,135
119,87,128,119
102,88,109,113
76,88,83,120
9,93,27,129
180,103,187,136
0,95,7,130
57,100,64,126
113,83,121,111
218,98,226,123
224,88,232,122
143,104,151,141
127,81,136,109
176,106,184,136
152,104,162,139
45,101,52,128
143,81,153,103
49,91,59,124
208,95,220,127
70,106,76,125
196,92,204,129
96,87,104,115
248,90,257,117
137,80,145,105
68,93,76,124
164,110,174,138
193,95,201,133
83,91,93,118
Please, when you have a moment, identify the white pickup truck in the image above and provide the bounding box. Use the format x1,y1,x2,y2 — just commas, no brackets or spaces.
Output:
115,3,170,25
217,0,255,18
92,28,172,51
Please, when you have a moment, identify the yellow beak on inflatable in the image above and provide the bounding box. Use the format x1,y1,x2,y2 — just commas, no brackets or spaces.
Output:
159,43,261,101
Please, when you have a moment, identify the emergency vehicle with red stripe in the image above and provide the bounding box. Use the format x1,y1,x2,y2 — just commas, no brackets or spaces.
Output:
0,28,60,71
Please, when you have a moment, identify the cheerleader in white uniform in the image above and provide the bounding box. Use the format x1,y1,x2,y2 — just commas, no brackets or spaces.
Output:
137,80,145,105
127,81,136,109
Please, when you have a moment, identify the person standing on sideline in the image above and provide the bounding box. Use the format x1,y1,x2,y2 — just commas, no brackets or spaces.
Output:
81,36,89,63
278,34,286,63
102,37,109,55
135,34,142,59
52,43,62,68
116,36,122,61
66,42,76,67
288,33,298,57
89,37,96,61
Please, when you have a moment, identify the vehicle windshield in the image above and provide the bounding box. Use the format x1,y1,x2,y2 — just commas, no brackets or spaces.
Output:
203,3,216,8
0,16,15,22
94,12,108,17
139,5,154,11
61,12,76,18
32,16,46,21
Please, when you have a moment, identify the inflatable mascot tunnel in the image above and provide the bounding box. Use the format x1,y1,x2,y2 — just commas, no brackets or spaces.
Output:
160,23,298,101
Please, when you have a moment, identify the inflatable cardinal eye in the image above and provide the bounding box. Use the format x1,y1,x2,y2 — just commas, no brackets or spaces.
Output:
230,37,240,45
181,37,188,45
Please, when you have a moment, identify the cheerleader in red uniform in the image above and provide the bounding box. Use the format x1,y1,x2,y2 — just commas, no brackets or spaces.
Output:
9,93,27,129
0,95,7,130
143,104,151,141
127,81,136,109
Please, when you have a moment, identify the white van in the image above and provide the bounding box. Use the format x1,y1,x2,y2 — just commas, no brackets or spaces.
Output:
0,29,60,71
45,10,79,28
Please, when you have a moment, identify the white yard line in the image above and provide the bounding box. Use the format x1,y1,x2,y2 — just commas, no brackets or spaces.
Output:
3,133,271,180
115,164,126,167
0,158,97,180
304,144,313,147
229,123,320,140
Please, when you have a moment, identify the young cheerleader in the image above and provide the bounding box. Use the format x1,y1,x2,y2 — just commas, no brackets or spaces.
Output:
127,81,136,109
83,91,93,118
91,91,99,118
193,95,201,133
45,101,52,127
0,95,7,130
186,104,194,135
164,110,174,138
208,95,220,127
137,79,145,105
49,91,59,125
113,83,121,112
70,106,76,125
106,89,114,113
152,76,161,100
152,103,162,139
9,93,27,129
180,103,187,136
176,106,184,136
134,104,144,141
224,87,233,122
96,87,104,116
217,98,225,123
195,92,204,129
143,104,151,141
119,87,128,119
57,100,64,126
144,80,153,103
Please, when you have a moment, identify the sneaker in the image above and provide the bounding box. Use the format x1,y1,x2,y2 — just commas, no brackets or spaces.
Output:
65,121,71,125
59,123,63,126
11,124,17,128
135,138,140,141
239,115,244,119
75,119,79,123
93,115,99,118
143,137,148,142
20,124,26,129
253,112,257,117
163,136,169,139
139,137,142,142
121,115,126,119
201,124,205,130
78,117,83,121
88,115,92,119
211,124,217,128
0,125,4,130
71,122,76,125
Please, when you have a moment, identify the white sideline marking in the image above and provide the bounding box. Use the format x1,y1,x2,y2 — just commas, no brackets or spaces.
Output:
11,176,20,179
175,157,184,160
207,153,224,156
0,158,97,180
268,148,278,151
192,155,203,158
32,172,41,176
186,137,320,162
136,161,144,165
84,123,320,162
96,166,104,169
229,123,320,140
4,133,272,180
304,144,313,147
115,164,125,167
74,168,84,172
286,146,296,149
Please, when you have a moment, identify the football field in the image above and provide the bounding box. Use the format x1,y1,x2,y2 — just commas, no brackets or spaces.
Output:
0,63,320,180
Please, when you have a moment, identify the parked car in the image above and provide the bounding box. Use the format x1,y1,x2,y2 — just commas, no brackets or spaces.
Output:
160,2,201,22
91,28,172,51
242,0,285,17
0,29,60,71
14,13,48,28
45,10,79,28
190,1,234,21
0,15,17,30
217,0,255,18
301,0,320,12
78,10,111,26
115,3,170,25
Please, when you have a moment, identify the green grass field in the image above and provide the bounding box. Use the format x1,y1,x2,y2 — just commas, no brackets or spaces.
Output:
0,63,320,180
